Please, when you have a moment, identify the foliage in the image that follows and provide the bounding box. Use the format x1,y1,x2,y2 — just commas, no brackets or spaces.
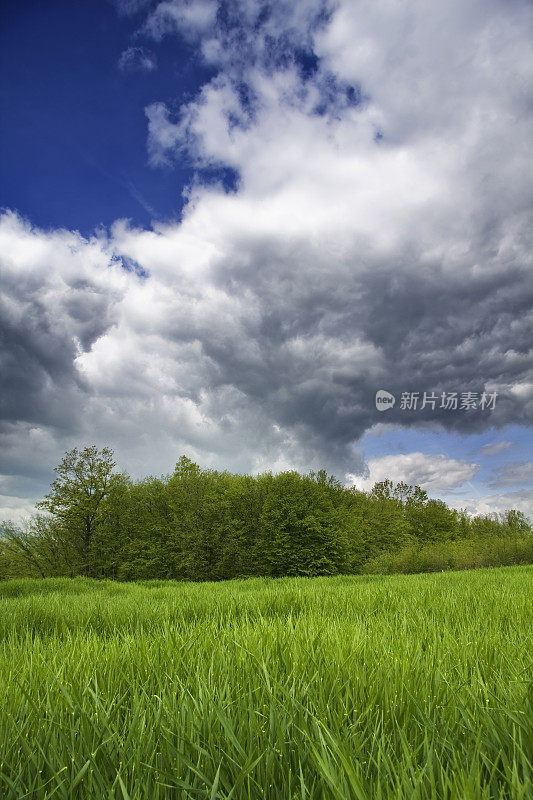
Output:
362,535,533,574
1,446,531,580
35,446,120,575
258,471,344,576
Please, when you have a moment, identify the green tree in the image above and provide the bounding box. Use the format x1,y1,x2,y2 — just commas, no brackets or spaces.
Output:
415,499,459,543
500,509,531,534
258,471,343,577
36,446,119,575
366,481,411,556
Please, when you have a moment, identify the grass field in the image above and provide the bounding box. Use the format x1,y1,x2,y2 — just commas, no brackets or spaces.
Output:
0,567,531,799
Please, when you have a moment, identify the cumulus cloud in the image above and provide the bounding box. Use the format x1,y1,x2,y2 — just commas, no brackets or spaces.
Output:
145,0,218,41
349,453,480,493
144,0,533,444
1,0,533,516
461,489,533,522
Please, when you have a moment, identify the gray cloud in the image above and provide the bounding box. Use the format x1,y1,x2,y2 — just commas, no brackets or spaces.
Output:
489,461,533,489
478,441,513,457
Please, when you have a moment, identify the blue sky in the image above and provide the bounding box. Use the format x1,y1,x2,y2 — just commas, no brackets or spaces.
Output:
0,0,214,232
1,0,532,520
358,424,533,513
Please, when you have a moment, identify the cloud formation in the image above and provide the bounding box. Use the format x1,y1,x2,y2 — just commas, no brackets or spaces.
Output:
461,489,533,522
489,461,533,489
1,0,532,516
478,441,513,457
349,453,480,493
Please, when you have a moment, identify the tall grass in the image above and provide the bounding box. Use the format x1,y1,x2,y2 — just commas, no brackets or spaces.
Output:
1,567,532,799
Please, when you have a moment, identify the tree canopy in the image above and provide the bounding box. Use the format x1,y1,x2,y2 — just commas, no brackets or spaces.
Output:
1,447,531,580
35,446,119,575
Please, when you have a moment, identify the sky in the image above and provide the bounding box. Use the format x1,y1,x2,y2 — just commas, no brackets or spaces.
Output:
1,0,532,522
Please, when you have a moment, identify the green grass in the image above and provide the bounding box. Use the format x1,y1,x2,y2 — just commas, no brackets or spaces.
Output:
0,567,531,799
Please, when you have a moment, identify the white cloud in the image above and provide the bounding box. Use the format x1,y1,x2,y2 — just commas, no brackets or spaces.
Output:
349,452,480,493
0,494,38,524
145,0,218,40
456,489,533,522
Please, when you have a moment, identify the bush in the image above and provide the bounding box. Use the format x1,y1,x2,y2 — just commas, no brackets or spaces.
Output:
362,535,533,574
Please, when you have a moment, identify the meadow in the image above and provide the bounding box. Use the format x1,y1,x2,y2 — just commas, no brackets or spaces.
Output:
0,567,531,799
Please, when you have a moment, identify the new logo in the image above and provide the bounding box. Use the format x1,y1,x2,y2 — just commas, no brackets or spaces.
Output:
375,390,396,411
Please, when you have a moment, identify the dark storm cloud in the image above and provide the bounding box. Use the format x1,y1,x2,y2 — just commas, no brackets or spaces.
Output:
197,238,533,465
0,289,82,430
0,263,123,431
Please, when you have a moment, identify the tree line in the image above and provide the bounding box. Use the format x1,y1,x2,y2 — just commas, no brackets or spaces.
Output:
1,446,531,580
